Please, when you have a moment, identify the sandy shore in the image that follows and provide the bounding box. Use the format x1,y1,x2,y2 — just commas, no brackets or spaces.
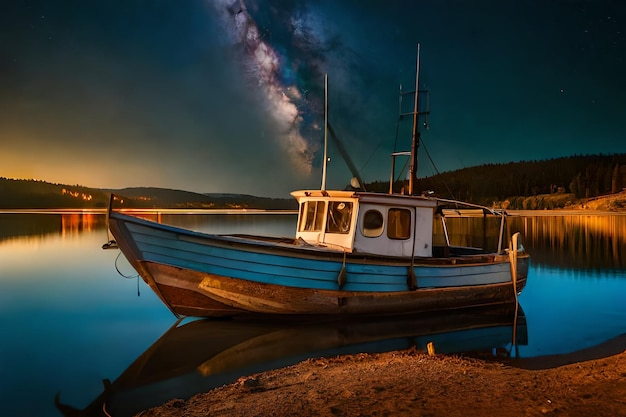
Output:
136,334,626,417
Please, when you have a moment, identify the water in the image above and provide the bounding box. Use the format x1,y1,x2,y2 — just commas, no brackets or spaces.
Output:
509,213,626,357
0,211,625,416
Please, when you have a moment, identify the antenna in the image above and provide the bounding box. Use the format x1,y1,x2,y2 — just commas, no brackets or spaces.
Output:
388,44,430,195
321,73,329,191
408,43,421,195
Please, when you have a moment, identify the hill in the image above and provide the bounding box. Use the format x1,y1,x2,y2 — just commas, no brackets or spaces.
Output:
0,179,296,210
366,153,626,210
0,178,111,209
2,153,625,210
107,187,297,210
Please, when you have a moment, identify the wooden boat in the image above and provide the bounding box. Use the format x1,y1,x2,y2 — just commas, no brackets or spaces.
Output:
105,47,529,318
107,195,528,318
55,305,527,417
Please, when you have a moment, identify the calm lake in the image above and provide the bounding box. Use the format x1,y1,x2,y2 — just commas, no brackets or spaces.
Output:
1,211,625,416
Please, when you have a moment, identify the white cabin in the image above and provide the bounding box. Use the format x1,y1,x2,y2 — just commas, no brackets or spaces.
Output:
291,190,437,257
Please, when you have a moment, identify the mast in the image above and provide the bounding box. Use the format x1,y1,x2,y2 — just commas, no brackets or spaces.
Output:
321,73,329,191
408,43,421,196
388,44,429,195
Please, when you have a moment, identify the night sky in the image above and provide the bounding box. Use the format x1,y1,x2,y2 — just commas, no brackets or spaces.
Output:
2,1,625,197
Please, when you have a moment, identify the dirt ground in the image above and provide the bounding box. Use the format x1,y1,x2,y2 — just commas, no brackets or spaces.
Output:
137,334,626,417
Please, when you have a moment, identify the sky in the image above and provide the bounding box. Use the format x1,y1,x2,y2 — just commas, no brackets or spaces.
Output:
1,0,625,197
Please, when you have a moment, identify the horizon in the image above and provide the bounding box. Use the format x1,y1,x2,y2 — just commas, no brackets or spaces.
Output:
2,1,625,197
4,151,625,198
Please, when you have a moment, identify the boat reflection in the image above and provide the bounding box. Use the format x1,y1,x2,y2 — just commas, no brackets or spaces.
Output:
55,305,527,417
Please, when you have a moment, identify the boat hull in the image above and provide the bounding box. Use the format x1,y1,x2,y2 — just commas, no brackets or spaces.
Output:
108,212,528,318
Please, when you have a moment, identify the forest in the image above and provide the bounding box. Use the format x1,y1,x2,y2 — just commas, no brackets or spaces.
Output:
0,179,296,209
2,154,625,209
367,153,626,209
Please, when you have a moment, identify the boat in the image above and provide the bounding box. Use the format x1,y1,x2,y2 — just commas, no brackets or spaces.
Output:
55,305,527,417
105,46,529,318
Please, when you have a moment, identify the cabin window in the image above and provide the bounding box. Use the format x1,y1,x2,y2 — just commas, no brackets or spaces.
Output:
299,200,325,232
387,208,411,240
326,201,353,234
362,210,384,237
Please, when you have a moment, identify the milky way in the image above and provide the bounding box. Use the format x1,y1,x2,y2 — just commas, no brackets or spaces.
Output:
210,0,320,175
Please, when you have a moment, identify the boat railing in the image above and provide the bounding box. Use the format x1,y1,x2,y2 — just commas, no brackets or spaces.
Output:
434,205,511,256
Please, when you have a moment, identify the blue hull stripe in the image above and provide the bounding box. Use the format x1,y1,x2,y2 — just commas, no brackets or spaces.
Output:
126,221,512,292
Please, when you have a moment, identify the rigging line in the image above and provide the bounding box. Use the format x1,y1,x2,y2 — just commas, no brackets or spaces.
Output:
327,123,366,191
394,157,411,184
343,101,390,174
421,139,457,200
392,116,402,154
393,84,404,154
360,105,404,175
358,141,383,173
390,84,411,189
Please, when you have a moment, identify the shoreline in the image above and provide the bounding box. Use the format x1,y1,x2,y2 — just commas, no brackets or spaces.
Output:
137,334,626,417
2,190,626,214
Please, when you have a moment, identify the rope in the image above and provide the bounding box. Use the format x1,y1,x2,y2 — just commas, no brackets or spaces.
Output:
337,249,347,289
115,251,139,280
102,402,112,417
407,207,418,290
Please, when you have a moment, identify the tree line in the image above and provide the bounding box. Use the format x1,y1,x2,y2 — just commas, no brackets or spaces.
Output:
366,154,626,207
3,153,625,209
0,178,296,209
0,178,111,208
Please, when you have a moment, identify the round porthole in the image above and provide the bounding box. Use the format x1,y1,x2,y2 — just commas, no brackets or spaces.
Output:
362,210,384,237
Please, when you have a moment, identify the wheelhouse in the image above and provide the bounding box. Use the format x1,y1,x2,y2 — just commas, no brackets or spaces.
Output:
292,190,359,251
291,190,437,257
291,190,514,259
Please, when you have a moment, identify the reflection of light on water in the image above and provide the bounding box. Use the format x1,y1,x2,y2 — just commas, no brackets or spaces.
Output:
0,212,625,417
0,226,172,417
513,215,626,270
0,212,108,244
60,214,102,236
523,214,626,245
